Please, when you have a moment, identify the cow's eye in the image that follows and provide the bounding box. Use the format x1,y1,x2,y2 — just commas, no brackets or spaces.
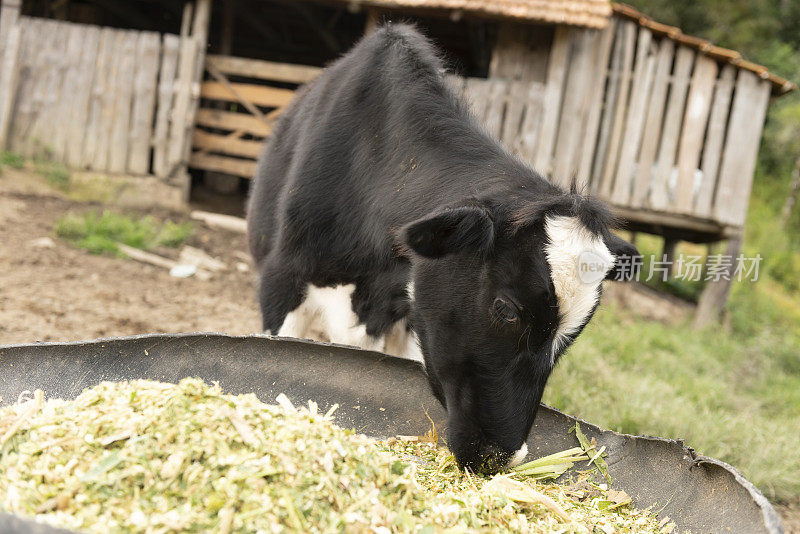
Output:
491,298,519,326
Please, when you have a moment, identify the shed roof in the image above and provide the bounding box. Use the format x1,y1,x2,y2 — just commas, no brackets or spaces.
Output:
347,0,612,29
340,0,794,95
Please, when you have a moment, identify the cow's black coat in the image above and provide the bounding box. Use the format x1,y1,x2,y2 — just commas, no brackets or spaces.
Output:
248,23,638,473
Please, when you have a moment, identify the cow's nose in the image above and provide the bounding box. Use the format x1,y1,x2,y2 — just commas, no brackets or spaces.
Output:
458,442,528,474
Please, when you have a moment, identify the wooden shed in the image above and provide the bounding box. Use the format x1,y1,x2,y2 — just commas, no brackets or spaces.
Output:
0,0,795,319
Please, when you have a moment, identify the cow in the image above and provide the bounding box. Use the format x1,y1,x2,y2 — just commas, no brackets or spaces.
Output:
247,23,639,474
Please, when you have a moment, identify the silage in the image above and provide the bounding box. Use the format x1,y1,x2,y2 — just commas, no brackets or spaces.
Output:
0,378,673,533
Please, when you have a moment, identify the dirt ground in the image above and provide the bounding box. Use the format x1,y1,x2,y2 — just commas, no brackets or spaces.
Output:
0,178,262,344
0,172,797,531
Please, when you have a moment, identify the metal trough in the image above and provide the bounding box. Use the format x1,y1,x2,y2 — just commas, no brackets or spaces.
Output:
0,333,783,533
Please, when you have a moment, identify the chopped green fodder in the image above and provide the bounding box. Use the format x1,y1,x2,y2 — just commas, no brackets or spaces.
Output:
0,379,673,533
55,211,192,255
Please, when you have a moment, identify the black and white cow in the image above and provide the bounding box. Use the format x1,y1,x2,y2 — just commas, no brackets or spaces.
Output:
247,23,639,474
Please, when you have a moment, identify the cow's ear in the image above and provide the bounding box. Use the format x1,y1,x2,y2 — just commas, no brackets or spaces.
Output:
604,233,641,281
401,206,494,258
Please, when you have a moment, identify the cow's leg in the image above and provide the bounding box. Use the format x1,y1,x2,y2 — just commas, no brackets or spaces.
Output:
308,284,385,352
257,258,307,335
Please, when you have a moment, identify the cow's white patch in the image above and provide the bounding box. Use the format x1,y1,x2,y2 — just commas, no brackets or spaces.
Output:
383,319,424,362
544,216,614,362
508,443,528,468
277,283,423,362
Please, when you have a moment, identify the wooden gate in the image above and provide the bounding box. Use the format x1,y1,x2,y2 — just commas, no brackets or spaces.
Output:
189,55,321,179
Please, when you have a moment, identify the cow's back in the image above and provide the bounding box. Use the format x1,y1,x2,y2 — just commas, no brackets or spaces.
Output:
246,24,471,269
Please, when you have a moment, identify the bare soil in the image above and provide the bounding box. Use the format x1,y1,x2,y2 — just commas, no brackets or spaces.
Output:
0,177,261,345
0,172,797,531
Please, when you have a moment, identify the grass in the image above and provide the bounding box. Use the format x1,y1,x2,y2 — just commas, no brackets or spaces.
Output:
0,151,25,171
35,160,71,190
546,247,800,503
54,211,193,256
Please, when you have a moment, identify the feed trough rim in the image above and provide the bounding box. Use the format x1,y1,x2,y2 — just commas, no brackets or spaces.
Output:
0,332,783,534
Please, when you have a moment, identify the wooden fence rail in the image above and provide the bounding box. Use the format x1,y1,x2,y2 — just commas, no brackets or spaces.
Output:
188,54,323,179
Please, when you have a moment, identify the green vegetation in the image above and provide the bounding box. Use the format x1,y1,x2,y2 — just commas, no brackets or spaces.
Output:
0,151,25,170
55,211,193,256
35,160,71,190
546,282,800,502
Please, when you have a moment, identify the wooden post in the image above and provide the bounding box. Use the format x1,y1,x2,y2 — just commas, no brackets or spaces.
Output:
220,0,234,55
780,152,800,228
662,238,678,277
205,0,240,194
0,0,20,54
364,8,380,35
0,0,21,151
693,237,741,328
0,22,20,150
168,0,212,200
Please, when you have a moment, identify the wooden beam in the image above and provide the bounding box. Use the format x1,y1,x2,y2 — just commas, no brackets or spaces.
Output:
167,2,200,175
693,237,741,327
713,71,772,226
552,28,597,188
598,20,636,197
577,20,615,183
632,39,675,207
611,204,731,236
0,0,21,64
612,27,656,204
206,55,321,84
192,129,262,158
0,22,20,150
650,46,695,211
533,25,570,175
696,65,735,218
364,8,380,35
189,152,256,178
673,55,718,214
220,0,235,55
205,63,271,124
190,210,247,233
108,31,138,174
153,33,180,178
591,21,625,191
195,108,272,137
66,25,100,168
662,238,678,276
200,81,295,109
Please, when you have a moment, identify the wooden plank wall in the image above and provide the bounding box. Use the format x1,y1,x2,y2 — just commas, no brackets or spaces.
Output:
505,19,772,230
188,19,770,231
3,17,175,176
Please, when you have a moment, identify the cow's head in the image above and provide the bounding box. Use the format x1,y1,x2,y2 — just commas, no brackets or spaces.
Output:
400,192,639,474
